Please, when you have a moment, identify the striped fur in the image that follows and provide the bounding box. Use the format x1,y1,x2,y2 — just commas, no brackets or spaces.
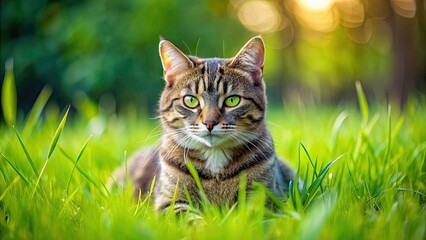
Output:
110,36,297,213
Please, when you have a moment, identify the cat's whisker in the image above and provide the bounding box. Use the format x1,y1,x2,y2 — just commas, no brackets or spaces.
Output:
231,131,273,161
141,124,165,140
133,129,185,171
228,135,255,157
162,133,193,161
235,129,275,152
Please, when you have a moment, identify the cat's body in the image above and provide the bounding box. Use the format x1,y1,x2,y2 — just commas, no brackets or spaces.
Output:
111,36,297,212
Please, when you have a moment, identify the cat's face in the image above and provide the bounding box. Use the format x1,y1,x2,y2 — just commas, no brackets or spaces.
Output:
158,37,267,150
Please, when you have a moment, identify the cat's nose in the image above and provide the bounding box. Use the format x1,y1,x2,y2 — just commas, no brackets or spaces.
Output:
203,119,218,132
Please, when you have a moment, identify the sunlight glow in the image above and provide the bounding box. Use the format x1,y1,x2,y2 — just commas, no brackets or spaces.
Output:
294,3,338,32
298,0,336,11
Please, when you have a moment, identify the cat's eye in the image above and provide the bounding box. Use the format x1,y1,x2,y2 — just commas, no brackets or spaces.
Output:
183,95,199,109
224,96,241,108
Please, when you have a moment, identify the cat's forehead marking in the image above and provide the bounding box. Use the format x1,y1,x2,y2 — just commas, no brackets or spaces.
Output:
200,58,226,93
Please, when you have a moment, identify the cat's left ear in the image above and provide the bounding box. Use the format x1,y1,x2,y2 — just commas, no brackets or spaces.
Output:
228,36,265,82
159,38,194,85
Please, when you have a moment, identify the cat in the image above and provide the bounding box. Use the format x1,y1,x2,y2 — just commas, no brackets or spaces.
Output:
110,36,297,213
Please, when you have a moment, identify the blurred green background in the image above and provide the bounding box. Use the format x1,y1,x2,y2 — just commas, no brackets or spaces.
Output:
1,0,425,116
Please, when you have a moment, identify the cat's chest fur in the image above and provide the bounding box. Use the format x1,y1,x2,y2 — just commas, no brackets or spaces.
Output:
202,148,231,173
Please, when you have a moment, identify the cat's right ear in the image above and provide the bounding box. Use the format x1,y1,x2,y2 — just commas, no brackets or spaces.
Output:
228,36,265,84
159,39,194,85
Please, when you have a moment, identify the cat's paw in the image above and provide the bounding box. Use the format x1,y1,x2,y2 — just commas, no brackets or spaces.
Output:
186,212,205,226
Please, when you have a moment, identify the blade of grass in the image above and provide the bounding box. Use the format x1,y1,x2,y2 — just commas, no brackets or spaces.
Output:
219,203,237,226
252,182,284,209
23,85,52,134
32,106,70,198
166,180,181,218
365,113,380,134
290,180,304,213
183,186,194,209
301,143,325,196
58,145,109,196
66,135,92,194
361,132,378,159
47,105,70,159
355,80,369,125
58,146,98,189
385,104,392,163
147,175,157,203
302,164,309,193
0,176,20,201
1,59,16,126
301,143,319,178
58,187,80,219
391,116,405,143
13,126,38,176
353,113,379,161
238,171,247,209
185,159,206,201
329,111,347,153
1,153,29,186
92,171,110,198
302,154,344,206
134,175,157,217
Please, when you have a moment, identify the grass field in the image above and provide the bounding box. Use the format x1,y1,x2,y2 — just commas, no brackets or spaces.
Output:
1,78,425,239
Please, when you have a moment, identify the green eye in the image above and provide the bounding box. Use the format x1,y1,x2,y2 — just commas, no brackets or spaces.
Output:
183,95,199,109
224,96,241,108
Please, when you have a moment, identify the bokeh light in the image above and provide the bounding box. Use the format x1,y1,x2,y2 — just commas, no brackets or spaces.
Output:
237,0,284,33
298,0,336,12
391,0,417,18
293,1,339,32
336,0,365,28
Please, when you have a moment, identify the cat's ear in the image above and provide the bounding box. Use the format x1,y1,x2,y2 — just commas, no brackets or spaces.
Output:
159,38,194,85
228,36,265,82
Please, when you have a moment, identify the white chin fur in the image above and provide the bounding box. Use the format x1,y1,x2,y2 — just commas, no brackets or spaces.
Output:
188,132,233,173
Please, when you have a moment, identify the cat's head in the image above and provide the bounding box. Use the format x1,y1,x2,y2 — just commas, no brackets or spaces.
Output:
158,36,267,150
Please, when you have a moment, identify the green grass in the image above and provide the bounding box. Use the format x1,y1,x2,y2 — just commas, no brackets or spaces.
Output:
1,75,425,239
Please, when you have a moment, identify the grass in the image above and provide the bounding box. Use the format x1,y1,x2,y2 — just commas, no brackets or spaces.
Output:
1,69,425,239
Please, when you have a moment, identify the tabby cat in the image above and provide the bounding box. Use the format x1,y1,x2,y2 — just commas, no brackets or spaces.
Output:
111,36,297,213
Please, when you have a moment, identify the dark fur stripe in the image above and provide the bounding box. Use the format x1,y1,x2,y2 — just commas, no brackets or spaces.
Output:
246,114,264,123
163,157,214,180
163,144,273,181
160,98,179,113
231,153,274,176
164,122,179,129
215,74,222,90
223,81,228,94
195,78,200,94
200,65,206,75
242,97,264,112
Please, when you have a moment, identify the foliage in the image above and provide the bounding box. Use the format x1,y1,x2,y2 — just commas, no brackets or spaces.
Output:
1,76,425,239
1,0,248,114
2,0,424,115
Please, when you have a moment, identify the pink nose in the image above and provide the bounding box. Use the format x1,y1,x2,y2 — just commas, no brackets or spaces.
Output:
203,119,218,132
